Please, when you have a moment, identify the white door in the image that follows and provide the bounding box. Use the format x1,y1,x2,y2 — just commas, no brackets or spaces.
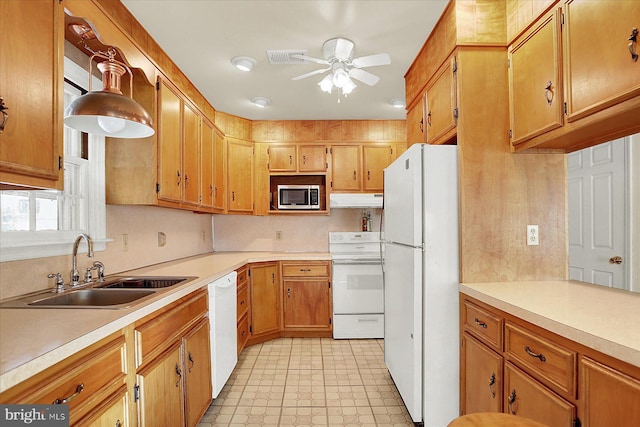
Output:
568,138,627,289
383,242,422,423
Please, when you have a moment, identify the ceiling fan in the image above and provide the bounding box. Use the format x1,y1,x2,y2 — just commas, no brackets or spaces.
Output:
291,38,391,96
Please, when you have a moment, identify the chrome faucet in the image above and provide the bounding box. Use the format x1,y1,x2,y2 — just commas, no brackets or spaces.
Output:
71,233,94,287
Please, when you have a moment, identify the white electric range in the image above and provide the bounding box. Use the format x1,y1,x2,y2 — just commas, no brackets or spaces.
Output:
329,232,384,339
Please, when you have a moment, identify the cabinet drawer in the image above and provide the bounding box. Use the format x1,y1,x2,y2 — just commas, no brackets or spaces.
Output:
462,300,503,351
237,283,249,320
135,290,208,368
504,362,576,427
282,262,330,277
504,322,576,397
237,314,250,355
0,334,126,421
236,266,248,286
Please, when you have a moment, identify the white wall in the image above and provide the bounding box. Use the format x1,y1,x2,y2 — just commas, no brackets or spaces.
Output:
630,134,639,292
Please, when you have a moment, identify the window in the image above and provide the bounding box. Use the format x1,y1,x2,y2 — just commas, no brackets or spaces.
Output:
0,57,107,262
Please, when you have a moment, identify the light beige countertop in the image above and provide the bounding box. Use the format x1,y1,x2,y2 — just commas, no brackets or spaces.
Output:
460,280,640,367
0,251,330,393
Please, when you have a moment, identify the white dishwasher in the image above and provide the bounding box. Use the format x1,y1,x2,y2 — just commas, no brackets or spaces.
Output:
208,271,238,398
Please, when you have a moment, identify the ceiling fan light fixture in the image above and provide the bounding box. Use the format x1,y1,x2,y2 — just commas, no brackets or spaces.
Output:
251,97,271,108
319,75,333,93
342,78,356,95
231,56,257,72
64,50,154,139
390,98,406,109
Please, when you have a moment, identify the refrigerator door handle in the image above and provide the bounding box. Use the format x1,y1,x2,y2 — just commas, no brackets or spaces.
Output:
385,240,424,251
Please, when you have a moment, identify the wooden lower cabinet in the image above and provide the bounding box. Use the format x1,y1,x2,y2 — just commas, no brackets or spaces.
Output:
579,356,640,427
248,262,280,344
461,332,503,414
75,386,129,427
504,362,576,427
236,265,250,355
281,261,332,335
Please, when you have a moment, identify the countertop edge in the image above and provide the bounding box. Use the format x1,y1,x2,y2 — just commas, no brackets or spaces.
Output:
0,251,330,393
459,282,640,368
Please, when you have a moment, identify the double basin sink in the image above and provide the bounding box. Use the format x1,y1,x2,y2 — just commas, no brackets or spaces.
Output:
0,276,197,309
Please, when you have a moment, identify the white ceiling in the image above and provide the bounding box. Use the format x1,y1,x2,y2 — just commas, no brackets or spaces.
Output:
121,0,448,121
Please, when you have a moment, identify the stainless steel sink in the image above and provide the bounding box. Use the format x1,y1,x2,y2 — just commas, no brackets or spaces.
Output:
95,276,193,289
28,289,156,308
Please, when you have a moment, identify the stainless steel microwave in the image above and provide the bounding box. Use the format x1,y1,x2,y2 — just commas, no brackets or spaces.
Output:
277,185,320,210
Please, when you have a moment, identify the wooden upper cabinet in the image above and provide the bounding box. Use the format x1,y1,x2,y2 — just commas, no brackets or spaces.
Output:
269,145,297,172
424,56,457,145
213,129,226,211
330,145,361,192
298,144,327,172
227,138,253,213
406,102,425,147
0,0,63,189
506,0,557,43
509,8,563,146
200,118,215,209
362,144,393,192
564,0,640,122
182,101,200,207
157,78,183,203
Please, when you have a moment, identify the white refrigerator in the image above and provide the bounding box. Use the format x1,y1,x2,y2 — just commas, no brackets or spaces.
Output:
383,144,459,426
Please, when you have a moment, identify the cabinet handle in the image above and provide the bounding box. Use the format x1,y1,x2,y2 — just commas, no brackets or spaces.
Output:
240,299,245,305
287,288,291,298
272,272,275,284
524,346,547,362
115,420,121,427
629,27,638,62
544,81,554,105
184,174,189,188
488,372,496,398
209,184,214,197
427,111,432,126
0,97,8,133
176,170,181,186
299,268,311,272
175,363,182,387
303,155,307,164
419,118,424,133
232,191,235,201
474,318,488,329
214,186,218,199
367,170,371,180
53,383,84,404
289,155,293,164
188,351,195,373
353,170,357,180
242,330,246,336
507,389,517,414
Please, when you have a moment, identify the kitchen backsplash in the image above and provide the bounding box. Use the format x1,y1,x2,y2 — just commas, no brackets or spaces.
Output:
213,209,382,252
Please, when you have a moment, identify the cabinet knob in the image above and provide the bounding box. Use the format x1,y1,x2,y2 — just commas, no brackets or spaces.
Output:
0,97,8,133
629,27,638,61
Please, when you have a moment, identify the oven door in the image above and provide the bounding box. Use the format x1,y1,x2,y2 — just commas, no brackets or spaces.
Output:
331,260,384,314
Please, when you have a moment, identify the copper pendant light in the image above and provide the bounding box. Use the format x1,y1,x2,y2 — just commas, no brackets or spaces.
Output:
64,47,154,138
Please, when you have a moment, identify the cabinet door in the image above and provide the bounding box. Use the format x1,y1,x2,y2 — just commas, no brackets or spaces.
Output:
250,263,280,336
298,145,327,172
330,145,361,191
461,332,503,414
137,343,185,427
283,278,331,331
564,0,640,121
74,386,129,427
200,119,215,209
508,8,563,145
362,145,393,192
425,56,457,144
157,79,183,203
213,129,225,211
183,320,212,427
227,139,253,213
504,362,576,427
0,0,63,189
580,356,640,427
182,101,200,207
406,102,425,146
269,145,297,172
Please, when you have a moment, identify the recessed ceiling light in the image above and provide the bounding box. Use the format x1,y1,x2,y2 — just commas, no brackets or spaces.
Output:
231,56,257,72
390,98,406,109
251,97,271,108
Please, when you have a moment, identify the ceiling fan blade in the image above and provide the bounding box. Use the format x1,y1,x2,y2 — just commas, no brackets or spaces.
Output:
290,54,329,65
351,53,391,68
349,68,380,86
292,67,331,81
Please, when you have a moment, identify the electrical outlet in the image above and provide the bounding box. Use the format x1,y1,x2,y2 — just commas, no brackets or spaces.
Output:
275,231,282,241
527,225,539,246
122,234,129,251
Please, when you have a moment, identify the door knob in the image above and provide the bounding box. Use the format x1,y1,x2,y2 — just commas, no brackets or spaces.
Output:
609,256,623,264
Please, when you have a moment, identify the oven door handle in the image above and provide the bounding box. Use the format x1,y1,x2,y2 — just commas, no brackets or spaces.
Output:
332,259,382,265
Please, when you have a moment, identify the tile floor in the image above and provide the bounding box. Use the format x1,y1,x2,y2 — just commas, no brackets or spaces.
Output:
197,338,414,427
